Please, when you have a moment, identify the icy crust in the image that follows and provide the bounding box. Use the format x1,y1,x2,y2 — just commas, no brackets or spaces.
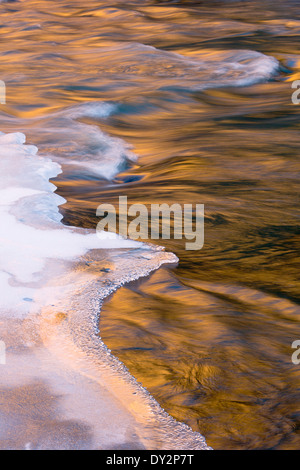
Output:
0,132,210,449
40,248,212,450
0,131,140,314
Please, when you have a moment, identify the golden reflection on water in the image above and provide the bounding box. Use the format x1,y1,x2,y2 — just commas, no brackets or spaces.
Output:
100,268,300,450
0,0,300,450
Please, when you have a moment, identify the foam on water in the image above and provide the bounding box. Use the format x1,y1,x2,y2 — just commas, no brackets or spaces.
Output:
84,42,279,90
2,47,278,182
28,101,137,180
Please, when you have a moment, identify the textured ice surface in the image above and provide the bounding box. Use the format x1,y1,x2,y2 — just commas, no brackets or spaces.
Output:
0,132,211,449
0,131,141,313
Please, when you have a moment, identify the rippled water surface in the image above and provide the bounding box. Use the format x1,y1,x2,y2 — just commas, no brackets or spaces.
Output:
1,0,300,450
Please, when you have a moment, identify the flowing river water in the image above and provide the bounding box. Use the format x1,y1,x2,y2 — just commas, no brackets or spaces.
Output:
0,0,300,450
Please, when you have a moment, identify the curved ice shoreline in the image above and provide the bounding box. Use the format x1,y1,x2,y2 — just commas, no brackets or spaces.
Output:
39,249,213,450
0,131,211,449
0,45,279,447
